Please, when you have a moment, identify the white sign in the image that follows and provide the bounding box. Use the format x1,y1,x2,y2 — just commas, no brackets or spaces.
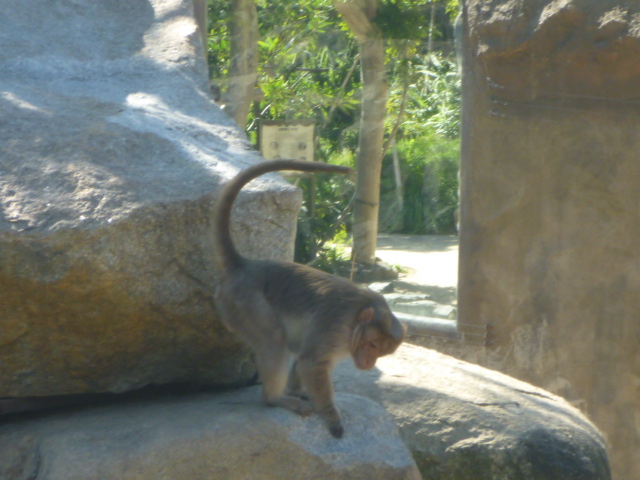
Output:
259,120,315,162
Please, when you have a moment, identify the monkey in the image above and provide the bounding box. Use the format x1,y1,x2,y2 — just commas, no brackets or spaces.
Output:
213,159,406,438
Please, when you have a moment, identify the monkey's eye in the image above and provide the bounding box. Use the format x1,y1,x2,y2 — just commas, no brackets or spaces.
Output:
369,341,379,350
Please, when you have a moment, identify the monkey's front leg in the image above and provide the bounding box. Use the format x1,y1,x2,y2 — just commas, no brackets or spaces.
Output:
297,359,344,438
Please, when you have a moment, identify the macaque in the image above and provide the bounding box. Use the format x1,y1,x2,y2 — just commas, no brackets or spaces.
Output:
213,159,406,438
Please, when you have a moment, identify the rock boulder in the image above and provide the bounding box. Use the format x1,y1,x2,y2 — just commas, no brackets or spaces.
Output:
0,390,421,480
335,344,611,480
0,0,300,396
0,344,610,479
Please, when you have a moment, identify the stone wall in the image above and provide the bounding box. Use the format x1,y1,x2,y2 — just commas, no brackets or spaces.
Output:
458,1,640,477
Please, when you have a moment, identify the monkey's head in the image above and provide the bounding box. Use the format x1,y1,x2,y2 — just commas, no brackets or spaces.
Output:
350,305,406,370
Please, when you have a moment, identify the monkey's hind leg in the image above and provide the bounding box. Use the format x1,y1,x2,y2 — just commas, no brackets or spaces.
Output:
297,359,344,438
256,332,313,416
286,359,309,400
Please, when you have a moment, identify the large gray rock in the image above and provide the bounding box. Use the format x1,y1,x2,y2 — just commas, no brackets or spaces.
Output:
0,0,300,396
0,390,421,480
458,1,640,478
0,344,609,479
335,344,611,480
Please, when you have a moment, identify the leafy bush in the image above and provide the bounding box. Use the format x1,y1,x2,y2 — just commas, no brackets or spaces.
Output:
294,166,355,264
380,134,459,234
206,0,462,261
380,53,460,235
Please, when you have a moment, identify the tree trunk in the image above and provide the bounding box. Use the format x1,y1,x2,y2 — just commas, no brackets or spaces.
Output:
192,0,208,52
226,0,258,129
334,0,387,265
353,36,387,264
427,1,436,54
392,139,403,213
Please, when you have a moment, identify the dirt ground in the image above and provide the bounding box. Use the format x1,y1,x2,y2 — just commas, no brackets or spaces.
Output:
375,234,459,288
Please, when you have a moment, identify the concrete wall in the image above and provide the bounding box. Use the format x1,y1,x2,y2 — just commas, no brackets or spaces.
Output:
457,1,640,477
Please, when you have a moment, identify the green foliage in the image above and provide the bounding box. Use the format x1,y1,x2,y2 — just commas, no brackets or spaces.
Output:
414,54,461,138
292,146,356,263
380,51,460,234
206,2,231,80
373,1,431,40
295,172,355,264
256,0,359,138
308,244,351,275
206,0,462,259
380,134,459,234
444,0,461,17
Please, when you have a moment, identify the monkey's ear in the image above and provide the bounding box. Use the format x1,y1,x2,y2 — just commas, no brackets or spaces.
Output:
358,307,375,324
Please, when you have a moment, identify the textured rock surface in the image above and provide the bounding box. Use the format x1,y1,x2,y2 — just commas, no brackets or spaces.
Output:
335,344,611,480
0,344,608,480
0,0,300,396
459,1,640,477
469,0,640,102
0,390,421,480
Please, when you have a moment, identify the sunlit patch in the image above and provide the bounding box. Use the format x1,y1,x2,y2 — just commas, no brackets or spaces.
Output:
1,92,51,115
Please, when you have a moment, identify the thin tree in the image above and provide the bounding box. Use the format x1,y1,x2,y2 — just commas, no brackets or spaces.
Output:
334,0,388,265
225,0,258,128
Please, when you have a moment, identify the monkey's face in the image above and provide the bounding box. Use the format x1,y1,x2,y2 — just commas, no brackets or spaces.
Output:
351,326,387,370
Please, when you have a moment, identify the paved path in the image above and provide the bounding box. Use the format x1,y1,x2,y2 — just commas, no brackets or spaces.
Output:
375,234,459,288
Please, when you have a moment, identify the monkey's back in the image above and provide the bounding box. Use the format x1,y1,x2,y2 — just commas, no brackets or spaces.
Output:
255,260,376,323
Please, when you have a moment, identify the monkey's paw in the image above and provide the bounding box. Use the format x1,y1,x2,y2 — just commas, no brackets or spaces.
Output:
292,398,314,416
329,422,344,439
275,396,314,416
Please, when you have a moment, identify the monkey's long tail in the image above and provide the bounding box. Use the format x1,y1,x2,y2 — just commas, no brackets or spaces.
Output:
213,159,353,271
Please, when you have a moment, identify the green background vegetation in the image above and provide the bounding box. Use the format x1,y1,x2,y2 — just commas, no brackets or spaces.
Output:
206,0,461,263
